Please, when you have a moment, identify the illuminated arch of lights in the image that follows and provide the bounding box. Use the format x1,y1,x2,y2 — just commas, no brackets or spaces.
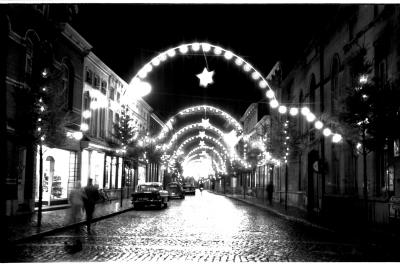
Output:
174,133,229,158
129,42,343,145
167,145,227,173
159,105,243,138
183,152,226,174
164,121,226,150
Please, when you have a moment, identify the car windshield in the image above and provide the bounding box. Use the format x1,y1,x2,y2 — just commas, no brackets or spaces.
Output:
138,185,160,192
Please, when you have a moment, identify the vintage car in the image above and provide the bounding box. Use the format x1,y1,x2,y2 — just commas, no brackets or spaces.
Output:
166,182,185,199
131,182,169,209
182,183,196,195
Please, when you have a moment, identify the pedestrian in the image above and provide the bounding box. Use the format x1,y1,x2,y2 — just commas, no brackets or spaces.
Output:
266,181,274,206
65,181,84,252
83,178,100,234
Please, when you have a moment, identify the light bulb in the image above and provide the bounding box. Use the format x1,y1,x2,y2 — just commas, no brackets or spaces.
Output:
314,120,323,129
201,43,211,52
191,43,200,51
323,128,332,137
301,107,310,116
289,107,299,116
259,80,267,89
278,105,287,114
270,99,279,108
266,90,275,99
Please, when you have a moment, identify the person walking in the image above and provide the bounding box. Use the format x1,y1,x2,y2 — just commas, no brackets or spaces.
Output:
266,181,274,206
65,181,84,253
83,178,100,234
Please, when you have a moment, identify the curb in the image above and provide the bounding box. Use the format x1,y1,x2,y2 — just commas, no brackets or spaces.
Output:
12,206,135,244
212,191,334,233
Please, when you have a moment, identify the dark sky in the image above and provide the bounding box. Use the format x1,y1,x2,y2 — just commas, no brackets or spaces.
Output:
71,3,339,122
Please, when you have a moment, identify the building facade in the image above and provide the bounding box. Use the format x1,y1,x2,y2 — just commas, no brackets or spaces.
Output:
273,5,400,224
2,5,164,216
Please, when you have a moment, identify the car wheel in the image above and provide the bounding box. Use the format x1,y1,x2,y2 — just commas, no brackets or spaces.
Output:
164,202,168,208
134,203,141,210
158,202,163,210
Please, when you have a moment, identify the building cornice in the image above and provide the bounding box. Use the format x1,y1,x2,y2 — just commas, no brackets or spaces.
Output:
61,23,92,54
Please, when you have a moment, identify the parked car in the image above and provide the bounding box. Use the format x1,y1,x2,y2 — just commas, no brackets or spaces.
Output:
131,182,169,209
182,183,196,195
166,182,185,199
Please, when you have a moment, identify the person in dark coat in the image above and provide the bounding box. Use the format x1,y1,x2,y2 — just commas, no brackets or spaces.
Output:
266,181,274,206
83,178,100,234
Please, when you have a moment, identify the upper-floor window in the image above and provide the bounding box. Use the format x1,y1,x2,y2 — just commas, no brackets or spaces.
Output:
299,90,304,134
61,64,69,107
94,74,100,88
85,68,93,85
101,80,107,94
25,39,33,80
109,87,115,100
331,55,340,114
309,74,316,112
117,92,120,103
375,39,388,88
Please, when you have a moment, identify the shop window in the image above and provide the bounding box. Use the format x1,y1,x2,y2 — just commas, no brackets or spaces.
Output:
85,68,93,85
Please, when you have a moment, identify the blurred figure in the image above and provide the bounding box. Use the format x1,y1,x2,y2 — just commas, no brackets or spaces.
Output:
69,181,84,225
266,181,274,206
83,178,100,234
66,181,84,252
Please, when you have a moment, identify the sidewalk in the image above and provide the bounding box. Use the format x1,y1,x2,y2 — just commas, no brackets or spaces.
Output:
212,190,400,244
6,198,133,243
212,191,330,231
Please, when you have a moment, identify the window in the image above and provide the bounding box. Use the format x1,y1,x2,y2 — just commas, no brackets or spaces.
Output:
298,90,304,135
94,74,100,88
108,110,114,136
61,65,69,108
375,40,387,88
109,87,115,100
99,108,105,138
309,74,316,112
331,55,340,114
101,80,107,94
117,92,120,103
85,68,93,85
25,39,33,80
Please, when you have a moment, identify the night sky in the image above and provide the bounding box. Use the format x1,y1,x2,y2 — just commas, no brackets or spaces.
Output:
71,3,339,122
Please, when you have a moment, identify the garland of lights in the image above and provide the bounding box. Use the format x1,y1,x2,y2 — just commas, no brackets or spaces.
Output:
160,105,243,137
183,152,226,173
173,133,229,158
183,145,226,168
164,120,227,150
129,42,343,144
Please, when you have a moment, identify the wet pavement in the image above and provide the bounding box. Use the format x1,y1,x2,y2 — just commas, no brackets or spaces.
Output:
4,190,399,262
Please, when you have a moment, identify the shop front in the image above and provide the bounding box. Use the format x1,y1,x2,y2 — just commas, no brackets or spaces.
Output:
35,145,78,206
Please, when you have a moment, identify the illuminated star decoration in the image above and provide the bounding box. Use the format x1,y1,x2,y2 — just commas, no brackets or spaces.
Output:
199,131,206,138
200,118,210,128
196,67,214,87
199,140,205,147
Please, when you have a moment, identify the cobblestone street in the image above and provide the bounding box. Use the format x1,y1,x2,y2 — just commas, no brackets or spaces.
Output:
6,191,398,262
